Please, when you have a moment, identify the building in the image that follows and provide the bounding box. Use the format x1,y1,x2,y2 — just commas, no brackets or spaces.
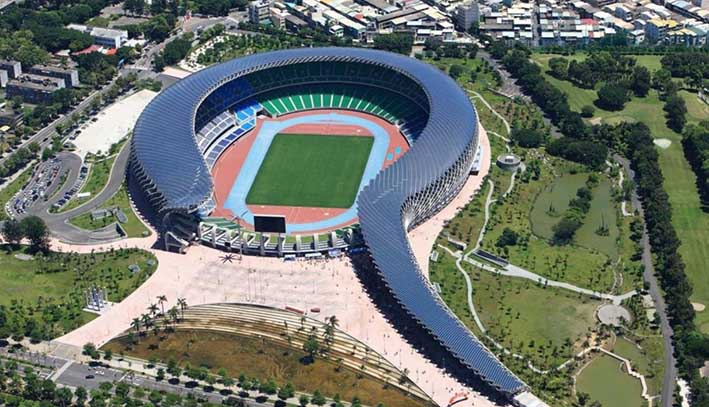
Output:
0,60,21,79
6,74,65,104
645,18,679,42
456,0,480,30
28,65,80,88
0,107,23,128
67,24,129,48
249,0,273,24
0,70,7,87
130,47,530,400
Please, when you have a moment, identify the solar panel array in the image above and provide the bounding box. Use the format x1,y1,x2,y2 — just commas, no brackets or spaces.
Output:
130,47,526,395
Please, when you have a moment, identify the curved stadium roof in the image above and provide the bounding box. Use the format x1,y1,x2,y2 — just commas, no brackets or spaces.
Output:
131,47,526,395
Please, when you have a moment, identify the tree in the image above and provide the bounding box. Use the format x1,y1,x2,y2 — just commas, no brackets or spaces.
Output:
511,128,545,148
372,33,413,55
259,379,278,395
596,83,629,111
303,335,320,362
2,219,24,247
299,394,310,407
311,390,326,406
19,216,49,253
157,294,167,315
652,68,672,92
548,57,568,79
449,64,464,79
496,228,519,247
277,382,295,400
177,297,187,319
581,105,595,118
664,94,687,133
630,66,651,97
552,216,582,244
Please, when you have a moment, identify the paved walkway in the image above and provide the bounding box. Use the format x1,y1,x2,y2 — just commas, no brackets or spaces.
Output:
469,90,511,135
465,256,636,305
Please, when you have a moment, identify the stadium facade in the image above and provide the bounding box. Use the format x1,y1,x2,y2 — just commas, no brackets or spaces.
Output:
130,48,528,399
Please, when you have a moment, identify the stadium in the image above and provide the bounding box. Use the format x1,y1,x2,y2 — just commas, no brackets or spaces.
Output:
129,47,526,398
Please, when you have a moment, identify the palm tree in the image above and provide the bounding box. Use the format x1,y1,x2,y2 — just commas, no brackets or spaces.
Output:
157,295,167,315
327,315,339,329
131,318,141,335
141,313,152,331
177,297,187,320
148,303,159,317
168,306,179,328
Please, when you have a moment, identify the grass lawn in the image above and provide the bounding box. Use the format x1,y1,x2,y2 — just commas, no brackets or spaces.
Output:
530,173,587,239
104,330,427,407
531,173,619,258
680,90,709,122
612,336,664,397
0,245,157,338
68,183,150,238
0,164,33,221
481,160,615,291
466,262,601,368
59,154,117,213
576,354,645,407
575,179,619,258
246,134,373,208
532,52,709,333
429,251,483,336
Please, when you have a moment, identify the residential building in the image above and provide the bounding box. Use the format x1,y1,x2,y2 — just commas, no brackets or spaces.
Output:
28,65,79,88
456,0,480,30
6,74,65,105
250,0,273,24
0,107,23,128
0,60,21,79
645,18,679,42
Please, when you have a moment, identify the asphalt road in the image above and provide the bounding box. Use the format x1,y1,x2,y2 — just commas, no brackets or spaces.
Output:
23,141,132,244
614,154,677,407
57,362,273,406
2,345,270,406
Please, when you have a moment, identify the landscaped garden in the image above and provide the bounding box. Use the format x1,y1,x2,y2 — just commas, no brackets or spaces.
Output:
68,183,150,238
424,51,660,405
531,51,709,334
104,330,427,407
0,245,157,341
575,353,645,407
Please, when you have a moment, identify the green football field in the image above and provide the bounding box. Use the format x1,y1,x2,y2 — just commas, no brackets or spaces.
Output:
246,134,374,208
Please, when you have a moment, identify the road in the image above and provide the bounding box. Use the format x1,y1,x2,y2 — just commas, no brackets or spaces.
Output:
18,140,132,244
614,154,677,407
1,343,272,406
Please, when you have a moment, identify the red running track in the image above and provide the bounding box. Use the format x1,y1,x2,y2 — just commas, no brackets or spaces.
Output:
210,109,409,234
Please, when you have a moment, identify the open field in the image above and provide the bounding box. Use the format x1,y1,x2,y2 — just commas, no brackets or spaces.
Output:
104,330,427,407
68,184,150,238
428,252,483,335
0,245,156,338
531,52,709,333
612,336,664,397
531,173,619,258
480,158,615,292
576,354,645,407
466,262,601,369
246,134,373,208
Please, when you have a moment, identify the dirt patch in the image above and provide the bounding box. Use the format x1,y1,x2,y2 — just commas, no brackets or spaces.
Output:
692,302,706,312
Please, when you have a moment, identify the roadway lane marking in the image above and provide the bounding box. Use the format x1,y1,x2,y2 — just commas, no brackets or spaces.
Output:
50,360,73,382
